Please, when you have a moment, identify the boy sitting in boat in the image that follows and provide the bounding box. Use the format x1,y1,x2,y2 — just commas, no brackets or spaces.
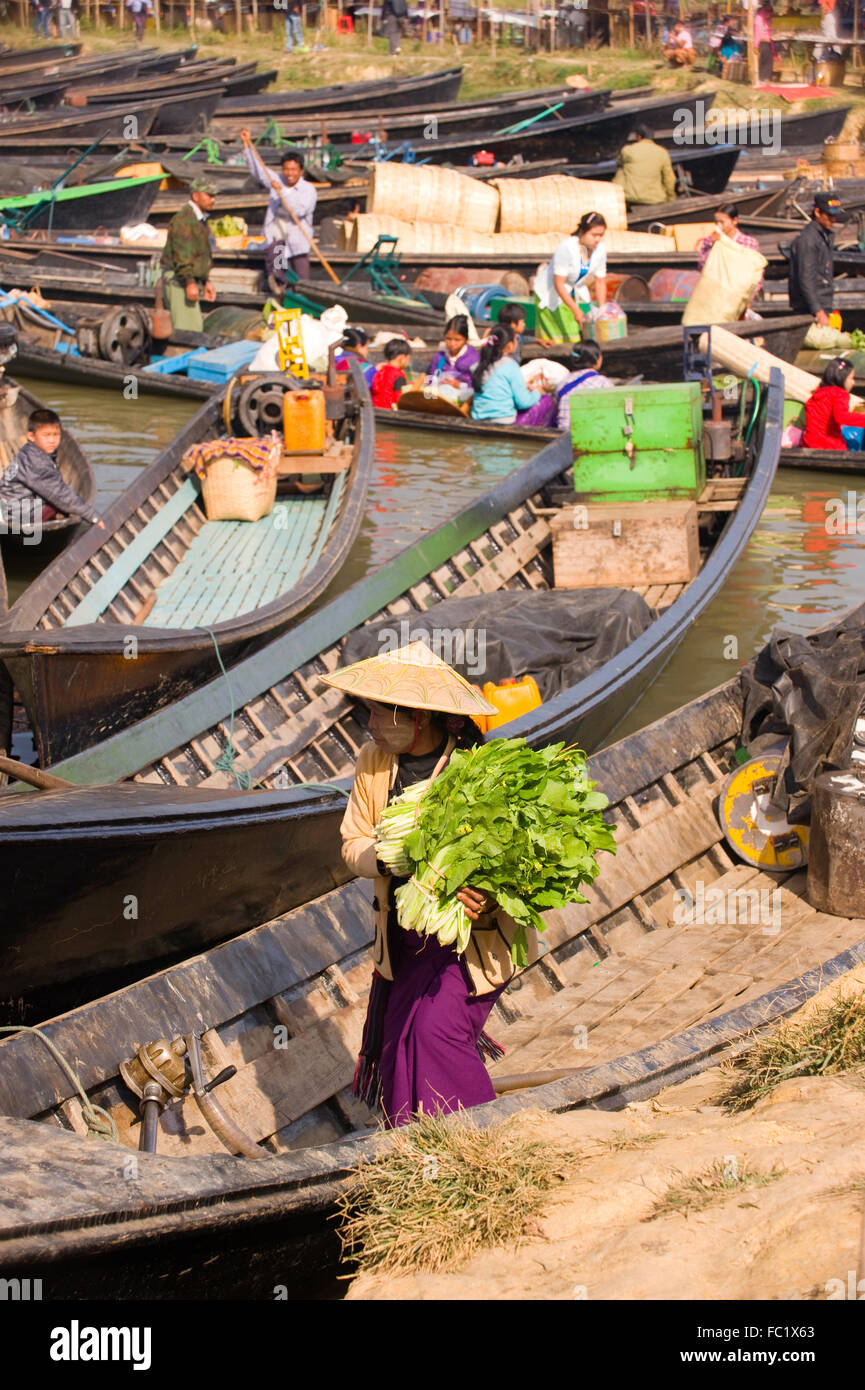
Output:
371,339,412,409
0,409,104,535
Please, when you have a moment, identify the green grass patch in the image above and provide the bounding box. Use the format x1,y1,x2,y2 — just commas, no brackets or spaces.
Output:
336,1110,575,1276
645,1158,785,1221
721,992,865,1113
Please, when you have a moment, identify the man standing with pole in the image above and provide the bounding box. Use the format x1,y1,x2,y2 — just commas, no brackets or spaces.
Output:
241,129,318,294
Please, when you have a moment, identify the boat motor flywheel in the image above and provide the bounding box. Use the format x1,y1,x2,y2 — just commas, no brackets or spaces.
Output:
236,372,303,435
98,305,151,366
719,752,808,871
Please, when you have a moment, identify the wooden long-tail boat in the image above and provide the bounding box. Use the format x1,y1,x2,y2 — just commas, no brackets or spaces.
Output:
0,100,160,148
0,364,374,767
18,367,783,792
0,658,862,1296
657,104,851,152
780,447,865,473
0,174,164,234
214,64,464,117
210,85,611,143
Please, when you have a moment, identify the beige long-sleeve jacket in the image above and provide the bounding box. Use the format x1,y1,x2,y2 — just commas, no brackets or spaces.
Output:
340,739,539,998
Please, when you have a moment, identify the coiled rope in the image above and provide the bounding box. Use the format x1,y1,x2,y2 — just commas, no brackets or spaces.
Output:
0,1025,118,1142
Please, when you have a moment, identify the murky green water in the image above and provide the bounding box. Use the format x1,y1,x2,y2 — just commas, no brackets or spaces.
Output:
6,379,865,747
4,379,539,605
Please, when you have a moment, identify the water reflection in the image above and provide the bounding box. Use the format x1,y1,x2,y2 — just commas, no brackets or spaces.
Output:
613,466,865,743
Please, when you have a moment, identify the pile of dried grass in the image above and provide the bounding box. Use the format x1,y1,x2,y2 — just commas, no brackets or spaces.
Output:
645,1159,785,1221
336,1110,574,1276
722,992,865,1113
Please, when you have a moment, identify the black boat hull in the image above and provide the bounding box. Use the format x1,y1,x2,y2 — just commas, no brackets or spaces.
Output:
215,64,463,116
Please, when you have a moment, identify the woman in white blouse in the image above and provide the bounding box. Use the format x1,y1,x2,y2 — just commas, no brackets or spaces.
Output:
533,211,608,344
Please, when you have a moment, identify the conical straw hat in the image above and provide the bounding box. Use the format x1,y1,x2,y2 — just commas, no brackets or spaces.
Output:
320,640,497,716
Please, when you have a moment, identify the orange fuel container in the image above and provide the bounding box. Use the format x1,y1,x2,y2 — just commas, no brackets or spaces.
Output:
473,675,542,733
283,389,326,453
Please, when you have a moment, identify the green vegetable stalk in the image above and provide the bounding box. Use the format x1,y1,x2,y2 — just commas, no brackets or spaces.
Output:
374,738,617,967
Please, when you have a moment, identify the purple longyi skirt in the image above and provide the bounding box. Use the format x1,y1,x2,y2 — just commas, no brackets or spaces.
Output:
379,930,506,1129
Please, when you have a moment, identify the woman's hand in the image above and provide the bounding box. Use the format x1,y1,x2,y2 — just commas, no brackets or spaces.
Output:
457,886,496,921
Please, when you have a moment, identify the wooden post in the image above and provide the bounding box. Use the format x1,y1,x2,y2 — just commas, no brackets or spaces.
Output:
235,0,241,35
251,0,258,30
367,0,373,44
747,0,758,85
628,2,634,47
189,0,196,38
645,0,650,47
154,0,160,33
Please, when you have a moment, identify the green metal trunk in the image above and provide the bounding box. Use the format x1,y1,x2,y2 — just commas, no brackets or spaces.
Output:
571,382,706,502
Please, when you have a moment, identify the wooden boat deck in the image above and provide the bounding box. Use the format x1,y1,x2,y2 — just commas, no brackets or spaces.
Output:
11,699,864,1159
65,489,338,632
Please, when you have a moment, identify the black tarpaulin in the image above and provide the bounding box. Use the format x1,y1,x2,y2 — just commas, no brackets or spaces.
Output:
340,589,656,700
740,603,865,816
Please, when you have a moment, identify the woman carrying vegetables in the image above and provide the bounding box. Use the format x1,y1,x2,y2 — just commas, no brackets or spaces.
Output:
321,642,535,1128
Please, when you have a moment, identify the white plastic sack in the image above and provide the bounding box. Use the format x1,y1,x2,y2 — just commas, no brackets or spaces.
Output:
522,358,568,392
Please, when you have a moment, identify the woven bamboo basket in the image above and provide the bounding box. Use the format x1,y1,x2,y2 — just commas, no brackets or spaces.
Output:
603,228,674,253
701,325,865,408
368,163,499,234
493,175,627,233
350,215,673,258
196,442,281,522
822,139,865,179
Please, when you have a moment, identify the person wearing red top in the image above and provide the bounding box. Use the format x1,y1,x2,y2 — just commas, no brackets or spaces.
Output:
371,338,411,410
804,358,864,451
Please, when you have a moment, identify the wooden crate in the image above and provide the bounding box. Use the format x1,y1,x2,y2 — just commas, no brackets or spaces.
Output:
550,501,699,589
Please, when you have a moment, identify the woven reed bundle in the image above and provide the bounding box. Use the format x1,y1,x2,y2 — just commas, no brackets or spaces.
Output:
350,215,673,257
368,163,499,235
493,175,627,234
701,325,865,407
603,228,674,253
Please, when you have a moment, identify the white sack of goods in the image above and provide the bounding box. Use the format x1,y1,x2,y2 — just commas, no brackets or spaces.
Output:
493,175,627,234
368,162,499,234
522,359,568,392
681,233,768,326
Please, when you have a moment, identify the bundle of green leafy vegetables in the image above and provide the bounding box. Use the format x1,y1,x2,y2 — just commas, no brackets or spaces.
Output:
374,738,616,967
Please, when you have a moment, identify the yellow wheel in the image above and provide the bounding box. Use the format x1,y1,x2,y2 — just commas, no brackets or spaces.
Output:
719,752,808,871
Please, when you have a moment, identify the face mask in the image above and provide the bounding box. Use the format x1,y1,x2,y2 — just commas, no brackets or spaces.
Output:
367,703,423,753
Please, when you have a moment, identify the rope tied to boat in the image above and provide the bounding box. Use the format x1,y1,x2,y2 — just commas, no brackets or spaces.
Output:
199,626,253,790
0,1025,118,1143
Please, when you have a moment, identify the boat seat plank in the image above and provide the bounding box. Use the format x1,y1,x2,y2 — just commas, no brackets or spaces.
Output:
145,497,327,630
64,478,200,627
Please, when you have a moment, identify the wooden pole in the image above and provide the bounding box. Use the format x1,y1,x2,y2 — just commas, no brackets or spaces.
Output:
645,0,650,47
155,0,161,34
251,0,257,30
628,2,634,47
190,0,196,37
244,141,342,282
0,756,78,792
235,0,241,35
367,0,373,45
747,0,758,85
